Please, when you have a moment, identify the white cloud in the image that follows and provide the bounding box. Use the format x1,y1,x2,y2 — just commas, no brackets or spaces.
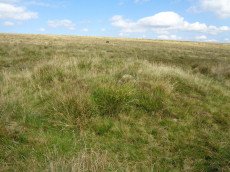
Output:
101,28,106,32
0,0,20,4
194,35,219,42
134,0,150,4
82,28,88,32
111,11,230,35
195,35,207,40
0,2,38,20
111,15,144,33
0,0,66,8
39,27,45,32
3,21,15,26
25,0,67,8
157,34,182,40
48,19,76,30
118,1,125,6
138,11,185,28
224,38,230,43
200,0,230,18
118,32,130,37
205,39,218,43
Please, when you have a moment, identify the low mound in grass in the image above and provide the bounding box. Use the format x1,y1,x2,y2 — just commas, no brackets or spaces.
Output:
0,34,230,171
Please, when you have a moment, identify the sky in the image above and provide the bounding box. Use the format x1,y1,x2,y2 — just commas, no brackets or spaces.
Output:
0,0,230,42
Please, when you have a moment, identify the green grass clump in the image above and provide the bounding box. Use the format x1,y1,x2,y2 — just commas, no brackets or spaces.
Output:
78,60,92,70
134,85,167,113
0,34,230,171
32,65,66,84
91,118,114,135
91,82,168,116
91,85,133,116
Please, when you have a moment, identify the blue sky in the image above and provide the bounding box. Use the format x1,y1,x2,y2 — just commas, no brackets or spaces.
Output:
0,0,230,42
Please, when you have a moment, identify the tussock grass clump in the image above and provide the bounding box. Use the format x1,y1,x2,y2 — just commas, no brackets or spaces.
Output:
91,85,134,116
78,60,92,70
32,64,66,84
134,85,167,113
91,82,170,116
0,34,230,171
91,118,114,135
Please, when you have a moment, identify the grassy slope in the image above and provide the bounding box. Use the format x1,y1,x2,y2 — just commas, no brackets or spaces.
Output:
0,34,230,171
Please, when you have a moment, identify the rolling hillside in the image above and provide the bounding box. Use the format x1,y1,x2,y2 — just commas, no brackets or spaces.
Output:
0,34,230,171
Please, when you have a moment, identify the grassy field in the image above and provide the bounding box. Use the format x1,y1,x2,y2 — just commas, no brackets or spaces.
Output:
0,34,230,171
